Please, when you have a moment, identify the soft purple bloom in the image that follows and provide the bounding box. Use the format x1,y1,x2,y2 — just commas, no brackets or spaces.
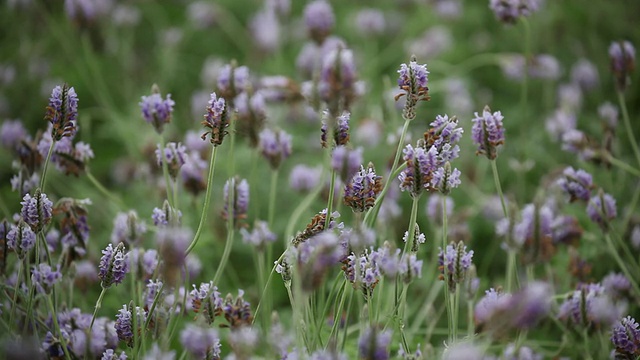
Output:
259,128,292,169
471,106,505,160
101,349,128,360
111,4,141,27
331,145,363,182
501,344,543,360
73,260,99,289
427,114,463,156
431,163,461,194
155,227,191,279
611,316,640,356
508,281,552,329
21,190,53,232
10,172,39,196
115,305,146,347
296,37,345,78
217,64,250,98
344,164,382,213
438,241,474,291
321,110,351,147
426,194,454,225
32,263,62,294
443,342,483,360
139,92,174,134
250,7,280,52
6,220,36,259
557,83,583,111
45,84,78,140
358,326,392,360
64,0,113,22
180,324,221,360
318,48,358,108
152,201,182,227
550,215,582,245
557,167,593,202
201,92,228,146
222,178,250,227
399,253,423,283
0,119,27,150
111,211,147,246
128,248,159,278
355,8,386,36
609,41,636,91
587,192,617,229
598,102,619,129
303,0,334,43
60,214,90,255
571,58,599,91
240,221,277,248
98,243,129,288
155,142,187,179
190,281,223,324
489,0,541,23
142,343,175,360
187,1,218,29
475,288,509,325
396,59,430,120
513,203,553,248
289,164,322,192
558,283,620,327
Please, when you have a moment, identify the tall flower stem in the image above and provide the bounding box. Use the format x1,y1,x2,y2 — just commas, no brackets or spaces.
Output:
605,232,640,297
253,252,285,322
46,294,72,360
467,298,474,337
268,169,279,227
442,197,453,342
403,195,421,255
89,287,107,329
8,261,23,328
491,159,518,292
491,160,508,218
452,285,461,342
364,118,411,227
212,184,236,285
186,146,218,255
40,140,55,192
604,153,640,178
325,170,337,229
617,90,640,169
158,136,174,208
86,170,126,209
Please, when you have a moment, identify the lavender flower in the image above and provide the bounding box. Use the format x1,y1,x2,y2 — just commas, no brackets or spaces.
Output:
0,119,27,150
259,128,292,169
321,111,351,147
319,47,358,113
399,253,423,284
152,200,182,227
32,263,62,294
289,164,322,192
611,316,640,357
587,191,617,230
217,64,250,99
142,343,175,360
602,272,631,300
430,161,461,195
609,40,636,91
73,260,99,291
179,324,221,360
558,283,613,327
190,281,223,325
221,289,254,328
235,90,267,147
438,241,474,292
490,0,541,24
98,243,129,288
200,92,229,146
297,232,344,292
514,203,554,264
156,227,191,285
354,9,386,36
115,304,146,347
155,142,187,180
344,164,383,213
303,0,335,44
20,189,53,232
45,83,78,140
222,177,250,227
398,144,437,197
250,7,280,53
240,221,277,249
331,145,363,182
598,102,619,130
557,167,593,202
101,349,128,360
396,58,430,120
292,209,341,247
471,106,505,160
111,211,147,246
358,326,392,360
10,172,39,196
571,58,599,91
474,288,510,327
139,88,175,134
6,220,36,259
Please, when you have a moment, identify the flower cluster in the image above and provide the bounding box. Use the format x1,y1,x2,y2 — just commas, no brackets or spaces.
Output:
45,83,78,140
318,47,358,114
609,40,636,91
190,281,223,325
235,90,267,147
396,58,430,120
155,142,187,180
321,111,350,148
111,210,147,246
7,220,36,259
98,243,129,288
611,316,640,358
32,263,62,294
217,64,250,100
471,105,505,160
140,88,175,134
201,92,229,146
291,209,341,247
303,0,335,44
343,164,383,213
222,177,250,228
20,189,53,233
557,167,593,202
115,304,147,347
438,241,474,292
489,0,541,24
180,324,221,360
586,191,617,230
240,221,277,249
259,128,292,169
558,283,621,328
358,325,392,360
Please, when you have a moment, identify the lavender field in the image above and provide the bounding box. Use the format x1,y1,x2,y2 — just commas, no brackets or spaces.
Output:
0,0,639,359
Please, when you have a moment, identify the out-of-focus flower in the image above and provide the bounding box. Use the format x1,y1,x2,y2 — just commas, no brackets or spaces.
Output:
187,1,218,29
405,27,452,62
32,263,62,294
250,7,281,53
259,128,292,169
235,90,267,147
303,0,335,44
598,102,619,130
179,324,221,360
319,47,358,114
155,142,187,180
289,164,323,192
358,326,392,360
217,64,250,100
321,111,351,148
609,41,635,91
140,86,174,134
471,105,505,160
354,9,386,36
331,145,363,183
489,0,541,24
222,177,250,228
557,167,593,202
98,243,129,288
587,190,617,230
240,220,277,249
111,211,147,246
571,58,599,91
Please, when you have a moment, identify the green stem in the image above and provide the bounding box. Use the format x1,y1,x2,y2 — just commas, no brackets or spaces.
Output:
253,252,285,323
617,90,640,170
442,196,453,342
452,285,460,342
8,261,23,328
506,250,517,293
328,279,349,345
268,169,278,228
212,222,235,286
89,287,107,330
605,232,640,297
46,294,72,360
490,160,508,218
325,170,337,229
403,195,421,255
86,170,126,209
40,140,55,192
467,299,474,337
144,283,165,329
605,153,640,178
158,136,174,208
186,146,218,255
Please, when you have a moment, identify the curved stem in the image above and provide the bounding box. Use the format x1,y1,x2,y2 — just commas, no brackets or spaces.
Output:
158,136,174,208
325,170,337,229
268,169,278,228
46,294,72,360
212,224,235,286
40,139,55,192
89,287,107,330
490,160,508,218
605,232,640,297
605,152,640,178
185,146,218,255
617,90,640,170
253,252,285,323
403,195,421,255
8,261,23,328
86,170,126,209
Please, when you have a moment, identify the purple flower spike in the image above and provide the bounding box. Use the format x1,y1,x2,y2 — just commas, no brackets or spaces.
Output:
471,105,505,160
332,145,363,183
98,243,129,288
344,164,383,213
304,0,335,44
222,177,250,228
240,220,277,249
190,281,223,325
32,263,62,294
321,111,351,148
396,58,430,120
609,41,636,91
0,119,27,150
398,144,436,197
319,48,358,112
217,64,250,99
290,164,322,192
259,128,292,169
557,167,593,202
115,304,146,348
45,83,78,140
21,189,53,233
140,88,175,134
587,191,617,230
7,220,37,259
180,324,221,360
101,349,128,360
201,92,229,146
155,142,187,180
111,211,147,246
430,162,461,195
490,0,541,23
438,241,474,292
358,326,392,360
611,316,640,357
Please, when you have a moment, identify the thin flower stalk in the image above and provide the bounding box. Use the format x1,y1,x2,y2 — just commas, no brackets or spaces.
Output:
212,180,236,285
186,146,218,255
617,90,640,170
158,135,175,209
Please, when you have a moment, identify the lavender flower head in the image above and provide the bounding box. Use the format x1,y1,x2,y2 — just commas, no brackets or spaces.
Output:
201,92,229,146
115,304,146,348
152,200,182,227
489,0,541,24
398,144,437,197
140,87,175,134
240,220,277,248
602,272,631,299
611,316,640,357
217,64,250,99
331,145,363,182
101,349,128,360
222,177,250,227
431,161,461,195
355,8,386,36
344,164,383,213
156,227,192,286
45,83,78,140
290,164,322,192
304,0,335,44
321,110,351,148
32,263,62,294
179,324,221,360
571,58,599,91
471,105,505,160
0,119,27,150
259,128,292,169
155,142,187,180
609,40,636,91
358,326,392,360
98,243,129,288
190,281,223,325
7,220,36,259
438,241,474,292
111,210,147,246
319,47,358,113
587,191,617,230
396,57,430,120
598,102,619,130
21,189,53,232
557,167,593,202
